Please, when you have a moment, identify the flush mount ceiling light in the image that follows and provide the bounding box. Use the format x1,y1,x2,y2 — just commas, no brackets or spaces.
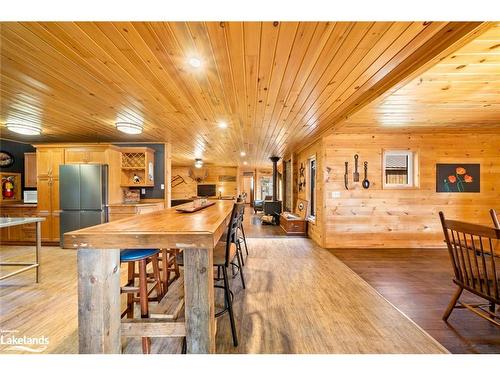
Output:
116,122,143,135
5,123,41,135
188,57,202,68
240,151,246,157
194,158,203,169
218,121,228,129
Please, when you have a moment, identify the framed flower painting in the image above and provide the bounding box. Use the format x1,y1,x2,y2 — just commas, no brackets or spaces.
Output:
436,164,480,193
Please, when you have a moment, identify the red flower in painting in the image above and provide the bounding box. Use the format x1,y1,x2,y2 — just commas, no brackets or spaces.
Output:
456,167,466,175
464,175,473,183
448,175,457,183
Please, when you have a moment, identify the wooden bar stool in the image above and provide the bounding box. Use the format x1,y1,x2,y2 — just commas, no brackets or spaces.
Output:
120,248,162,354
158,248,181,297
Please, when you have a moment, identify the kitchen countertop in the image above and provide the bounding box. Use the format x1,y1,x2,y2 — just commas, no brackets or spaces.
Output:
0,216,45,228
108,200,165,207
0,201,38,208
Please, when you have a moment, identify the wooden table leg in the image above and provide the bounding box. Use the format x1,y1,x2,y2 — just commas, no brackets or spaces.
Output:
183,247,216,353
77,248,121,354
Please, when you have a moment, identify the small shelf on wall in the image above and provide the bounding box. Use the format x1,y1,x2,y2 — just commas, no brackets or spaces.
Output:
120,147,155,187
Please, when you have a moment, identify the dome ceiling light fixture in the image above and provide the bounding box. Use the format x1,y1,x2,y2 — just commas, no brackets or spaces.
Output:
194,158,203,169
115,122,143,135
5,123,41,135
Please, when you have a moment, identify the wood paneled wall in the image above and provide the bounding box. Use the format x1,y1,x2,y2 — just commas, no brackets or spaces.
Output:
295,140,324,246
319,132,500,248
171,166,238,199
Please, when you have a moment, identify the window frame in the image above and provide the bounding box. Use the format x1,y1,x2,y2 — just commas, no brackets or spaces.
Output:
382,149,419,189
306,155,317,222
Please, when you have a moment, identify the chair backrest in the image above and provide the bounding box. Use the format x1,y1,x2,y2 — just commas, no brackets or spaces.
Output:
439,211,500,303
224,202,245,266
491,209,500,229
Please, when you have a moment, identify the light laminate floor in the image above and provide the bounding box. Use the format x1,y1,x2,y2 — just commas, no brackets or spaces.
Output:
0,237,446,354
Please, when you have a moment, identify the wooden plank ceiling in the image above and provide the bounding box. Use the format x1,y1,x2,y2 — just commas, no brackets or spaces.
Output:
337,23,500,133
0,22,487,166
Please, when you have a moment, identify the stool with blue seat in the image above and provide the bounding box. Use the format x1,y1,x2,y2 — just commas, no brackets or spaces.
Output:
120,248,162,354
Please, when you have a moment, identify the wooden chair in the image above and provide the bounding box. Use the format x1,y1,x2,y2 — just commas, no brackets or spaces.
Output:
490,209,500,229
439,212,500,326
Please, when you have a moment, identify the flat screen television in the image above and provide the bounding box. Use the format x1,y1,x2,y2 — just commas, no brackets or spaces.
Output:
197,184,217,197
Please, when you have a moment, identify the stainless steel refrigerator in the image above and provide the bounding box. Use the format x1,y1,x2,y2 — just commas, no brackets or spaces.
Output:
59,164,108,246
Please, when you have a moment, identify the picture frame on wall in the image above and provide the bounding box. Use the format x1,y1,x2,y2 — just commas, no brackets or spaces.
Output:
0,151,15,168
436,164,480,193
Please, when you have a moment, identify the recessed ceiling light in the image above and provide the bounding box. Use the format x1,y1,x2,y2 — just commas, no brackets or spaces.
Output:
188,57,202,68
218,121,228,129
243,161,248,165
116,122,143,135
240,151,246,157
5,123,41,135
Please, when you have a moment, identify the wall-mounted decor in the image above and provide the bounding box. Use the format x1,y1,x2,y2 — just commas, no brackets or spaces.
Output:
189,167,208,183
0,151,15,168
436,164,480,193
362,161,370,189
298,163,305,191
219,175,237,182
325,166,332,183
353,154,360,182
344,162,349,190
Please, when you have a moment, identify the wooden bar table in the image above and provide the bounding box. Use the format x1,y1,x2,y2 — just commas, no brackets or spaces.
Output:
63,200,234,354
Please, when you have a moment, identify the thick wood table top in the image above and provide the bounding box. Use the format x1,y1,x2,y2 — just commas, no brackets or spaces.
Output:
63,200,234,250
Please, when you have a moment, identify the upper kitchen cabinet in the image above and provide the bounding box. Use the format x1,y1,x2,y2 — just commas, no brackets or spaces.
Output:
120,147,155,187
36,147,65,178
24,152,37,188
64,146,108,164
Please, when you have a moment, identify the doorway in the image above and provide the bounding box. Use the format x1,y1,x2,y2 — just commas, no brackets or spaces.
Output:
242,173,254,204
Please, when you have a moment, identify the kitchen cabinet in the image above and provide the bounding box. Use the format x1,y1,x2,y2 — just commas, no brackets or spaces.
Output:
35,147,65,242
0,204,39,243
37,147,64,178
32,144,124,242
64,147,107,164
120,147,155,187
24,152,37,188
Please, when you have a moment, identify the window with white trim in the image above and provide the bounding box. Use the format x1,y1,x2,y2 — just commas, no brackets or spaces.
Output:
383,150,418,188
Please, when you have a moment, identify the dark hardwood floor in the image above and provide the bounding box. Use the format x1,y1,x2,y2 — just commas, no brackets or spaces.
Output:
233,208,499,353
330,248,500,354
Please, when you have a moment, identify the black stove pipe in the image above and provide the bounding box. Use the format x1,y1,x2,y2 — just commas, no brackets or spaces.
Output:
269,156,280,201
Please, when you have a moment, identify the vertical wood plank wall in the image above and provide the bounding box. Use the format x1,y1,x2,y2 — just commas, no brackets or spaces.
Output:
318,132,500,248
